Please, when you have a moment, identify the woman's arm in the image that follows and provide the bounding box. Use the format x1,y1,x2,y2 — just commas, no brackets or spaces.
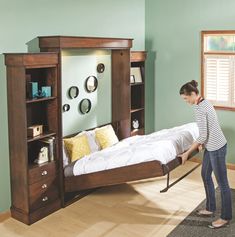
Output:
178,105,207,165
178,141,201,165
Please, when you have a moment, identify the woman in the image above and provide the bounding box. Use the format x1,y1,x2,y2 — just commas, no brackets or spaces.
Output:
178,80,232,229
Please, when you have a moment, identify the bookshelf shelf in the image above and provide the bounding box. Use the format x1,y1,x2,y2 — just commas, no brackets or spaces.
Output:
130,108,144,113
27,132,56,143
26,97,56,104
131,82,144,87
131,128,144,136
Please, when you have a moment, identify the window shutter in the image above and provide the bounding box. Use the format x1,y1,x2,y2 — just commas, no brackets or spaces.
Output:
204,55,232,106
232,58,235,106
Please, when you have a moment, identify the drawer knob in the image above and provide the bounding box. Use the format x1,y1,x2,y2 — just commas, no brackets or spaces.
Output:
41,170,48,176
42,196,48,202
41,184,47,189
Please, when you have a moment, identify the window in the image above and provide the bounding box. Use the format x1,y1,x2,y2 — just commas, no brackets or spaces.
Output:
202,31,235,110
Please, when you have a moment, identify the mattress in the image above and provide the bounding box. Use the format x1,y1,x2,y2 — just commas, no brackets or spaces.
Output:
64,123,199,177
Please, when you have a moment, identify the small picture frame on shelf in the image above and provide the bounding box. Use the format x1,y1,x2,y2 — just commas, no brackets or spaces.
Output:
131,67,142,83
130,75,135,84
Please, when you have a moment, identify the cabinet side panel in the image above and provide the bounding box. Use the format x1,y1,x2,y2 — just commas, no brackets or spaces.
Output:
112,50,130,139
7,67,29,212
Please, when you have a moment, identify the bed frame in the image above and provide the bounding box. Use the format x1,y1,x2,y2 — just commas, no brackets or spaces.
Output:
62,122,200,206
64,149,200,194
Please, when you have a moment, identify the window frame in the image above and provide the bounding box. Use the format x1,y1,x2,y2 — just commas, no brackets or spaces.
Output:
201,30,235,111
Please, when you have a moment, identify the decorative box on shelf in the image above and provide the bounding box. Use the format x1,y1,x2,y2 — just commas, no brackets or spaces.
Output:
27,125,43,137
41,86,52,97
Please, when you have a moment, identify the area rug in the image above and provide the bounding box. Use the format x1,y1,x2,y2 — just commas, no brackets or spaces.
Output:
167,188,235,237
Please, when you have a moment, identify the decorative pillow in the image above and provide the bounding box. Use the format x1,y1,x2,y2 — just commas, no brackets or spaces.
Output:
63,134,91,162
62,132,85,165
95,124,119,149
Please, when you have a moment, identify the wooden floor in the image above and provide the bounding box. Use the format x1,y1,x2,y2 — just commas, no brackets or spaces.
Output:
1,161,235,237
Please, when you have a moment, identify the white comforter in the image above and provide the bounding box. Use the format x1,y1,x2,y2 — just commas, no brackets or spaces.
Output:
72,123,199,176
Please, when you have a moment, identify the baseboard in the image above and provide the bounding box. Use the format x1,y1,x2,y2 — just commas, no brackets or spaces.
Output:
0,211,10,222
190,156,235,170
227,163,235,170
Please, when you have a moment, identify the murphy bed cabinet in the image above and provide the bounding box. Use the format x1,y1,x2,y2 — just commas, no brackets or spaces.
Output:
5,53,61,224
38,36,133,205
130,51,147,136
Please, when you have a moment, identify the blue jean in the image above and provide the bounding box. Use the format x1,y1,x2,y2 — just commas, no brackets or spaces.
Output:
201,144,232,220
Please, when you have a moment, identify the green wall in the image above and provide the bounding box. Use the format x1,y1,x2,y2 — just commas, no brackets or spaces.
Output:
61,49,112,136
0,0,145,212
146,0,235,164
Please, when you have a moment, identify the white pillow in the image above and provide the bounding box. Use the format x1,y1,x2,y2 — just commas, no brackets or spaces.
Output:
63,142,70,167
86,130,101,152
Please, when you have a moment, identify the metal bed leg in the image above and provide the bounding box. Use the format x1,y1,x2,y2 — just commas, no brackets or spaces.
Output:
160,165,170,193
160,163,201,193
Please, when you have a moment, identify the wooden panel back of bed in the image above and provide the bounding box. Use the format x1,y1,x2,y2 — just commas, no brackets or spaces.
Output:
64,160,164,192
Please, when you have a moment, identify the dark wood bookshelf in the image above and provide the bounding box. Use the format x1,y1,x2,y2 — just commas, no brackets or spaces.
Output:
5,53,61,225
130,51,147,136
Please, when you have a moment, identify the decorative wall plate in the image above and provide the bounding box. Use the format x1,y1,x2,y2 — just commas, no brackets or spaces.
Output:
63,104,70,112
68,86,79,99
85,76,98,93
97,63,105,73
79,98,92,114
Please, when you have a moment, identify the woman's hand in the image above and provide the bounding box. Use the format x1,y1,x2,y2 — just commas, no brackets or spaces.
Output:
178,152,189,165
178,142,202,165
198,144,204,152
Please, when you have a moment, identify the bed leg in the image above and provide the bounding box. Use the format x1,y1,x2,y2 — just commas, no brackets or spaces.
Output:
160,165,170,193
160,163,201,193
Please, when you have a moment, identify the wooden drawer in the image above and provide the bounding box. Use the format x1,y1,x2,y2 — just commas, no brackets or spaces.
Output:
29,176,59,211
28,162,56,184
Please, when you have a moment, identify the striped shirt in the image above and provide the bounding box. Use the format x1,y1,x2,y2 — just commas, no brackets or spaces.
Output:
194,99,227,151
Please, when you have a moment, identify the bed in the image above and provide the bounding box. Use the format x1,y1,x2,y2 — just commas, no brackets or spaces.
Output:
62,123,200,195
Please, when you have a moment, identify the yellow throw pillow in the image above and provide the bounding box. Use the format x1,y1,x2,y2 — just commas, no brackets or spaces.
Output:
95,125,119,149
63,134,91,162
